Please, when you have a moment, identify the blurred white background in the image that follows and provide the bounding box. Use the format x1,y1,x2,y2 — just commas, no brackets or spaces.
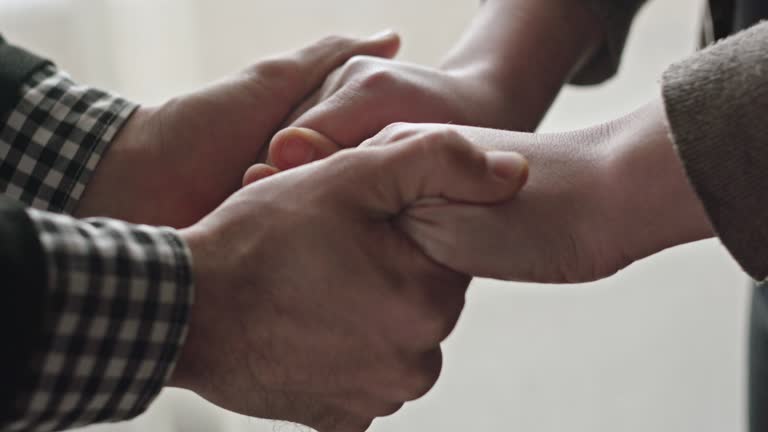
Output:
0,0,751,431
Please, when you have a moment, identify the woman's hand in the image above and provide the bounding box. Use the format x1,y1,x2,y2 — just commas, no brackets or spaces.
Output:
265,55,517,170
265,0,603,171
384,101,714,282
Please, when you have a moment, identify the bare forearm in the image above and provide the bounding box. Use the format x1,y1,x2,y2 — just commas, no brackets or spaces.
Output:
441,0,602,130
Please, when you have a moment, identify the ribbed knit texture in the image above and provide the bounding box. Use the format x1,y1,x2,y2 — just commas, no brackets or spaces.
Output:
662,21,768,280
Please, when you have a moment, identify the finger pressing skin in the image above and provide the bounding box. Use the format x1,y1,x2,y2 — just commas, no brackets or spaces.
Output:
269,127,342,169
341,130,530,214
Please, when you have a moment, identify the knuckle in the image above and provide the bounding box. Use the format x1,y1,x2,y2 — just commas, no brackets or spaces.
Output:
384,132,438,168
379,122,415,142
427,129,477,171
411,128,465,156
338,56,379,83
397,132,445,165
430,128,467,150
358,68,398,90
363,122,416,149
376,402,404,417
419,316,453,346
415,301,462,344
385,122,419,142
401,276,467,345
357,400,404,418
397,357,442,401
343,55,375,73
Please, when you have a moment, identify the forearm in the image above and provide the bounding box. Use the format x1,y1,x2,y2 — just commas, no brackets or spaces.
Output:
603,98,715,261
440,0,602,130
427,99,714,281
0,65,137,215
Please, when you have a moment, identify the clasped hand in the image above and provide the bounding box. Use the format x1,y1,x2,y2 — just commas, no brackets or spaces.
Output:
74,28,712,432
74,33,530,432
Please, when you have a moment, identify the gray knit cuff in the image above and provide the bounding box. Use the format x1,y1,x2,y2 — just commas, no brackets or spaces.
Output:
662,21,768,281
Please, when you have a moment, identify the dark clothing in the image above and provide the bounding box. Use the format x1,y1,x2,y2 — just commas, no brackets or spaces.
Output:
0,35,50,111
0,36,49,425
751,284,768,432
0,37,192,431
721,2,768,432
0,197,47,425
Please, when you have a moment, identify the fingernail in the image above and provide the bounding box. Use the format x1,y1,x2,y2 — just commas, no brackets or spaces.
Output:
280,137,316,168
486,151,528,182
368,29,397,40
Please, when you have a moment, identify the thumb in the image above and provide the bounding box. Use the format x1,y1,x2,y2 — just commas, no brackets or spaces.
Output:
287,31,400,99
347,130,529,214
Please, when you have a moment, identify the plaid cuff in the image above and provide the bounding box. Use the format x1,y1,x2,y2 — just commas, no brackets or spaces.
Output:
0,65,137,214
6,209,194,432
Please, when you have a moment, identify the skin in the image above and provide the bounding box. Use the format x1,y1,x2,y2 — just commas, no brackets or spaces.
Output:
267,0,602,169
75,32,401,227
246,0,714,284
73,0,712,429
71,30,532,431
173,138,528,431
247,98,714,284
368,100,715,283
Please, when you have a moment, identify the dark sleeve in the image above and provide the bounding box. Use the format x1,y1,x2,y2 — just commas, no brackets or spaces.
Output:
570,0,649,85
0,196,47,425
0,38,193,431
5,208,193,432
0,34,53,113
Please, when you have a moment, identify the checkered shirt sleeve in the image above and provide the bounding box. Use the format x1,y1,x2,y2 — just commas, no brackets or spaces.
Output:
6,210,194,432
0,65,135,213
0,67,195,430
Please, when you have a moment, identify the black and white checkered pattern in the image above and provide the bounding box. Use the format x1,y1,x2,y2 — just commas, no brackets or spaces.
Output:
0,65,136,213
0,67,194,430
8,210,193,432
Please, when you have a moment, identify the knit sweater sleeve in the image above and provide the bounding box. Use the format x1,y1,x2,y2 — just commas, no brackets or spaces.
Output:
662,21,768,281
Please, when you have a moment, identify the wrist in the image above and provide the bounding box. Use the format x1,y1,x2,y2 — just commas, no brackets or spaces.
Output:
75,105,166,222
440,0,601,131
168,225,220,392
601,99,715,263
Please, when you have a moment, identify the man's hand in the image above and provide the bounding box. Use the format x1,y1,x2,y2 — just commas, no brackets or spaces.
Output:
169,137,528,431
74,32,400,228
